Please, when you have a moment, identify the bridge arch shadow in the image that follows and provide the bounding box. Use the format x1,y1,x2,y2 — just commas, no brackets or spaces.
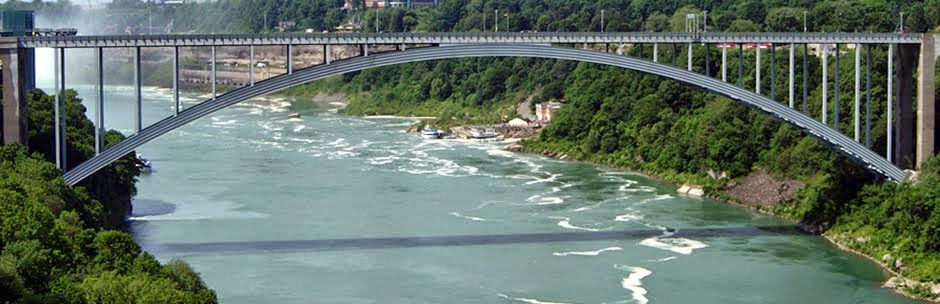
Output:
61,45,906,185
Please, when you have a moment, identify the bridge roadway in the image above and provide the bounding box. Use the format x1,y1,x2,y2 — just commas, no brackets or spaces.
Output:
20,32,923,48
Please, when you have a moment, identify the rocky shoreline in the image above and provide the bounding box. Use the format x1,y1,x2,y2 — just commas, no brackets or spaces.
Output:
501,141,940,302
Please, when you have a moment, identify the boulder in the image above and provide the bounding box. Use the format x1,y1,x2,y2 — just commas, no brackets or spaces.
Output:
687,187,704,197
895,257,904,269
677,184,691,194
883,276,903,288
882,253,893,263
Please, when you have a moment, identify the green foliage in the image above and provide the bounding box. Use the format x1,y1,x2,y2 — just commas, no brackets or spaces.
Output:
0,89,216,303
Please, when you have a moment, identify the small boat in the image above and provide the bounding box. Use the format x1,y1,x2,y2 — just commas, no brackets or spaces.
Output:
468,127,503,141
420,125,445,139
136,154,152,174
288,112,301,119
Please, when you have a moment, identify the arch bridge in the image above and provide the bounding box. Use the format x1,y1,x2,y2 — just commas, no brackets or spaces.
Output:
1,32,937,184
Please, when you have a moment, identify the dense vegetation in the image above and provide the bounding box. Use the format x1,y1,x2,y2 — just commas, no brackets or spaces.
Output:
0,90,217,303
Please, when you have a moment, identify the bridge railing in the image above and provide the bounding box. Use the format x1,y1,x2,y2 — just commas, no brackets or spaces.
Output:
20,31,923,47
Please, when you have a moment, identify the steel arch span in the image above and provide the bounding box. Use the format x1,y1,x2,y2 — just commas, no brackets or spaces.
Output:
61,44,908,185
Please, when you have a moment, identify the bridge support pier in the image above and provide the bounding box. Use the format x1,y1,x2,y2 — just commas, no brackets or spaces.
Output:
687,42,692,71
53,48,65,169
896,43,918,169
721,45,726,81
737,44,743,87
173,46,180,115
916,34,936,167
211,46,217,99
803,44,808,113
134,47,142,134
823,47,828,124
705,43,710,76
653,43,658,63
888,44,894,163
866,44,872,147
287,44,293,74
0,39,29,145
855,44,861,142
95,48,104,155
325,44,331,64
756,45,761,94
835,43,841,131
249,45,255,86
770,43,776,101
789,43,795,108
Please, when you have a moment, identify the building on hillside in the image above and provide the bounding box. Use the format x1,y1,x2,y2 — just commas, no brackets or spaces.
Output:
409,0,439,7
535,102,563,124
807,43,836,57
365,0,438,8
334,14,363,32
365,0,386,8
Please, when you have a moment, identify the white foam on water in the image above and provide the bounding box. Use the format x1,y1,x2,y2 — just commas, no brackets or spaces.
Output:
286,117,303,122
619,186,656,193
617,180,639,191
448,212,488,222
368,156,397,165
471,201,496,210
521,194,565,205
292,125,306,132
211,119,238,126
552,247,622,256
614,265,652,304
635,194,674,205
647,256,678,262
614,213,644,222
497,294,575,304
525,173,562,185
639,233,709,255
550,216,611,232
487,149,515,157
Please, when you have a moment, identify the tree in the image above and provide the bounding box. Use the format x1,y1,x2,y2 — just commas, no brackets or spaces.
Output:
765,7,804,32
727,19,761,32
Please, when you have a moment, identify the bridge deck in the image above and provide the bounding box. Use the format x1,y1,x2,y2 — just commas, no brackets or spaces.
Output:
20,32,923,48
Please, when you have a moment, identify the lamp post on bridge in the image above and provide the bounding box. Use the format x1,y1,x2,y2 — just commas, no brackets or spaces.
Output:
601,9,605,32
803,11,807,32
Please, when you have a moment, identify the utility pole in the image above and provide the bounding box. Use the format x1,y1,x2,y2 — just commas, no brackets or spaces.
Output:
376,9,379,32
601,9,605,32
495,10,498,32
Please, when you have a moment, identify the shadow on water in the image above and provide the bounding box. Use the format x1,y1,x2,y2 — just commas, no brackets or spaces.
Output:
158,225,805,256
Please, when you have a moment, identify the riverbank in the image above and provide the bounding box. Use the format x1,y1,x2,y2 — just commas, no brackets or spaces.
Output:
508,140,940,302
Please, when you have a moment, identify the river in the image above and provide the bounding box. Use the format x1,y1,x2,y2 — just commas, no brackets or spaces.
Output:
62,85,918,304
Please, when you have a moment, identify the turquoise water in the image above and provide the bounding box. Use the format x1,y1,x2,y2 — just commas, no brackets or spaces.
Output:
66,85,917,304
